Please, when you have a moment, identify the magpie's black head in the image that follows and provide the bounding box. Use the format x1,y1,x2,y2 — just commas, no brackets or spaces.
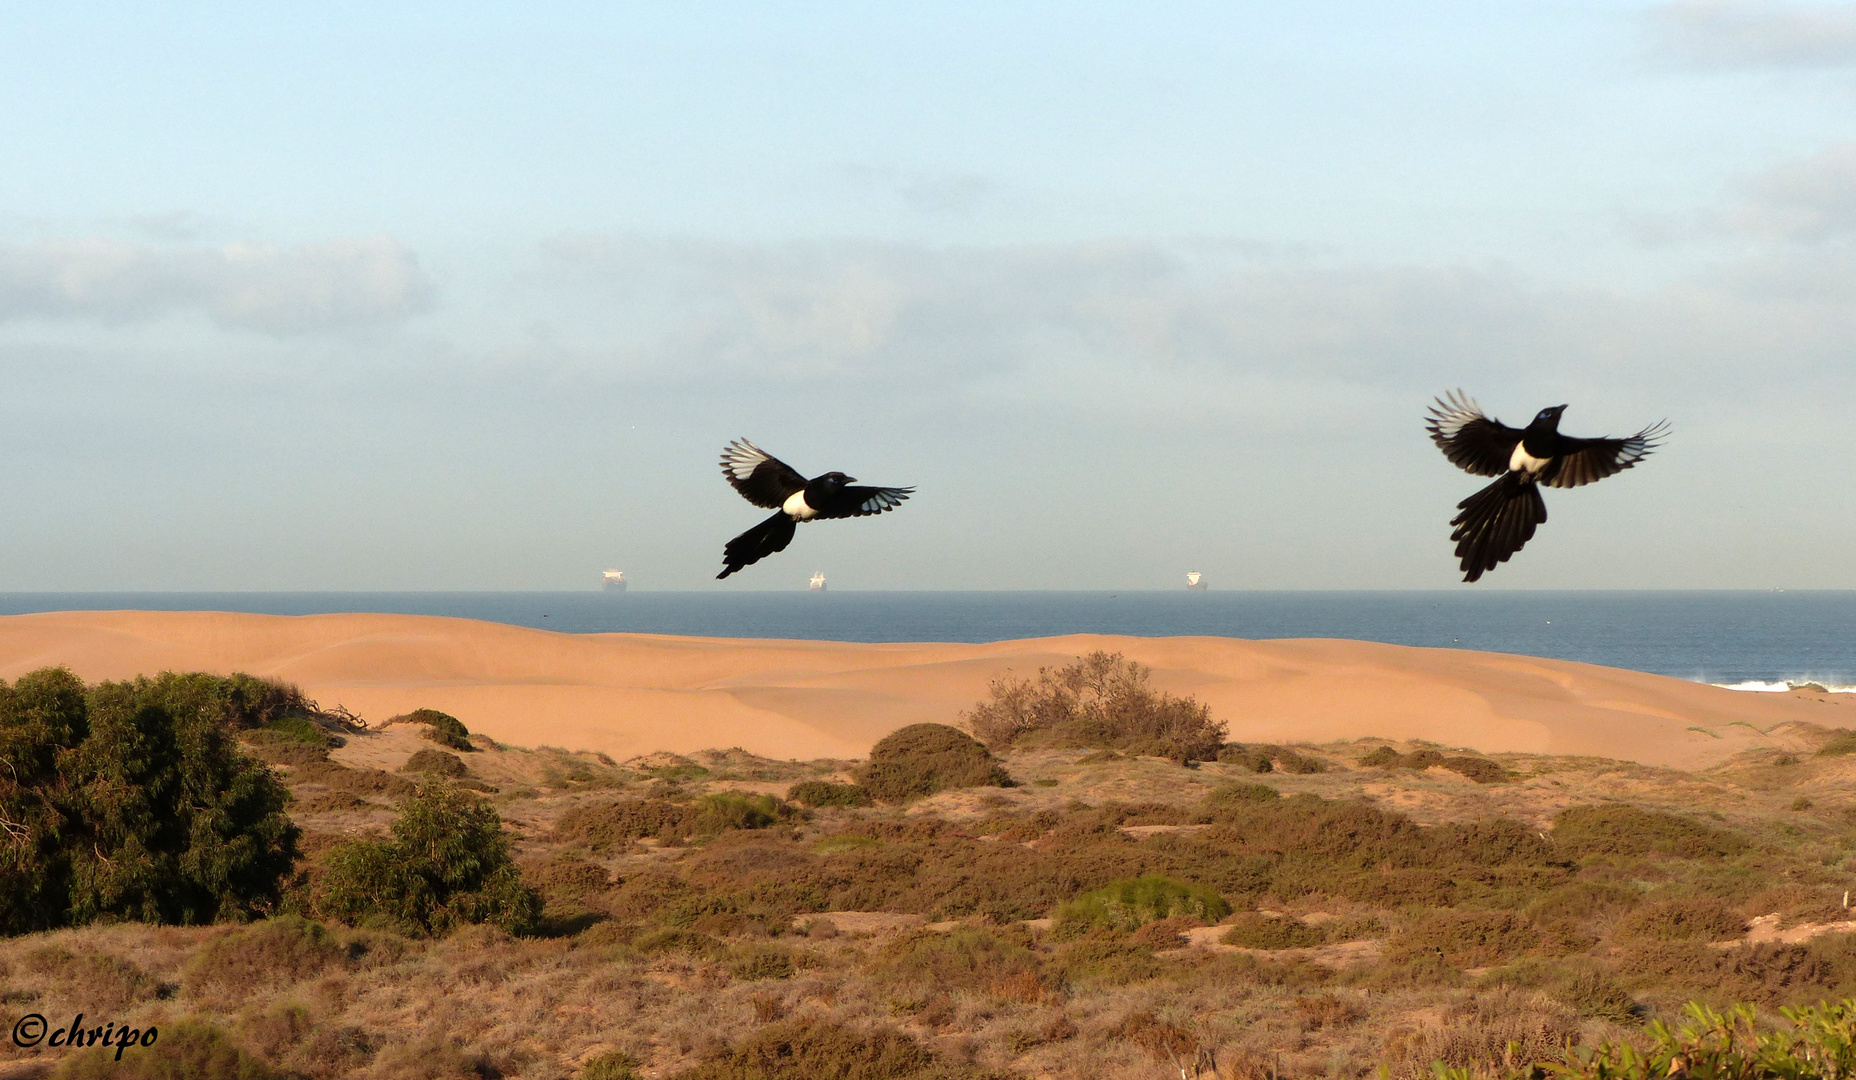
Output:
816,471,855,488
1533,404,1568,427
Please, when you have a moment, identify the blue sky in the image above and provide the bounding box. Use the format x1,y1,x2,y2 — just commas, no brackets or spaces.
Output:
2,2,1854,589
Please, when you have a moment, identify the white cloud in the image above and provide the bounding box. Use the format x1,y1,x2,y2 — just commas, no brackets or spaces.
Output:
0,235,432,334
1646,0,1856,68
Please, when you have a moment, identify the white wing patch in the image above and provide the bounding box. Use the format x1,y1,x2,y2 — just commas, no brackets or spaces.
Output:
1426,389,1487,440
858,488,911,514
722,439,774,482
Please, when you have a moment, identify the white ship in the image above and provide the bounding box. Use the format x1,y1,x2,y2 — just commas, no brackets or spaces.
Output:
809,572,827,592
602,569,627,592
1186,571,1207,591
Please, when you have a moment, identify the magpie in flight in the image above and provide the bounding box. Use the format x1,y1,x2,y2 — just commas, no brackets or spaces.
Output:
1425,391,1668,582
715,439,914,579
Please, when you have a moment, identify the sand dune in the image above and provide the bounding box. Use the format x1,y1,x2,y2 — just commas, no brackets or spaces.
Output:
0,610,1846,769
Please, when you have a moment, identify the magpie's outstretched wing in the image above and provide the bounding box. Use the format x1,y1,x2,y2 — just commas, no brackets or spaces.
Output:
1545,420,1669,489
720,439,809,508
814,485,914,519
1426,390,1524,477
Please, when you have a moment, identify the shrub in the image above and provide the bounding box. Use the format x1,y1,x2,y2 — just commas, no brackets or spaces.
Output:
553,794,794,850
668,1016,965,1080
1221,912,1327,949
1200,782,1280,814
1358,745,1504,782
962,651,1227,762
876,926,1044,996
695,791,795,832
582,1052,641,1080
787,780,871,808
50,1019,282,1080
1615,898,1747,942
314,781,540,936
1385,910,1541,968
1551,804,1747,859
1217,744,1273,771
729,944,797,980
0,667,301,933
1817,730,1856,756
392,708,474,751
182,915,343,1005
400,748,467,777
1058,875,1231,932
858,724,1011,803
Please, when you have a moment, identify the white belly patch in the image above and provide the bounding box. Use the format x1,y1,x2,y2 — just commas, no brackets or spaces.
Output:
783,491,818,520
1509,444,1549,474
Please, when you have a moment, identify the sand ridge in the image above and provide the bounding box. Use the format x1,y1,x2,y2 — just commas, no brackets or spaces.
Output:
0,609,1846,768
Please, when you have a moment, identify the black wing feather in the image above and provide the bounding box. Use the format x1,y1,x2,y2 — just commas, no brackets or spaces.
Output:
1543,421,1669,490
1426,390,1524,477
720,439,809,508
813,485,914,520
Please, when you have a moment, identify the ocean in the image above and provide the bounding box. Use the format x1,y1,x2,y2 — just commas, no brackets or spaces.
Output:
1,591,1851,691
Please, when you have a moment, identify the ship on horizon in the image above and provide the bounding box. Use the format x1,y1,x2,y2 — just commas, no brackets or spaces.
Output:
1186,571,1207,591
602,569,627,592
809,572,827,592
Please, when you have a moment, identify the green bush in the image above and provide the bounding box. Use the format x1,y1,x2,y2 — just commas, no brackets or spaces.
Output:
962,651,1226,762
0,667,301,934
858,724,1011,803
1429,1000,1856,1080
314,781,540,936
787,780,872,808
392,708,474,751
1057,875,1231,932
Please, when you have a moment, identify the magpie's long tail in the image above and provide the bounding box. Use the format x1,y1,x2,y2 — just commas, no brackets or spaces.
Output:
1450,473,1547,583
718,512,797,579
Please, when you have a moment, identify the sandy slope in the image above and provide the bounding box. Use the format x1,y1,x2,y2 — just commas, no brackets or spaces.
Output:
0,610,1847,769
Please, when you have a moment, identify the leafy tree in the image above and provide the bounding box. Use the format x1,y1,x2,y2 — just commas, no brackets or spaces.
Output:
0,668,301,934
316,781,539,936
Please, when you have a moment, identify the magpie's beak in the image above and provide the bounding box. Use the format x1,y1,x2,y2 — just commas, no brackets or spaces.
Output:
845,476,858,483
1553,405,1568,414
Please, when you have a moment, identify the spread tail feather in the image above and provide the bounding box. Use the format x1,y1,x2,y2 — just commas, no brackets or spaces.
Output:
718,511,797,579
1450,473,1546,582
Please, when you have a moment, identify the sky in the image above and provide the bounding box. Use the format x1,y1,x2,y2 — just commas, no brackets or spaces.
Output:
2,1,1854,591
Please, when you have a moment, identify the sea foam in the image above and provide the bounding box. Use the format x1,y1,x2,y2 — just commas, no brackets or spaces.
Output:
1714,679,1856,694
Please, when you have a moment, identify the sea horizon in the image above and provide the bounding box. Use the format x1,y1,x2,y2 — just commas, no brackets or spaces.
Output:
4,589,1852,691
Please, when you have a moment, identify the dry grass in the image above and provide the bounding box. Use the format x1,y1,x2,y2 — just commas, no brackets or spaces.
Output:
11,724,1856,1077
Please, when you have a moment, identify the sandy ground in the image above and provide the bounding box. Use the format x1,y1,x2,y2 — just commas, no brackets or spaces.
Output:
0,609,1848,769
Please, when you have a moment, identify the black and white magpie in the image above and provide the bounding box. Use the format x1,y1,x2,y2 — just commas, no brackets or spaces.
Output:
1425,391,1668,582
715,439,914,579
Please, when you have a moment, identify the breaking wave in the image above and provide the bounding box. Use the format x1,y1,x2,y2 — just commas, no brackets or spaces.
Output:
1713,679,1856,694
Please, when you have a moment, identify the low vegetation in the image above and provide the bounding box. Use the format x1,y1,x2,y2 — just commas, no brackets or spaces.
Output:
9,660,1856,1077
857,723,1011,802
